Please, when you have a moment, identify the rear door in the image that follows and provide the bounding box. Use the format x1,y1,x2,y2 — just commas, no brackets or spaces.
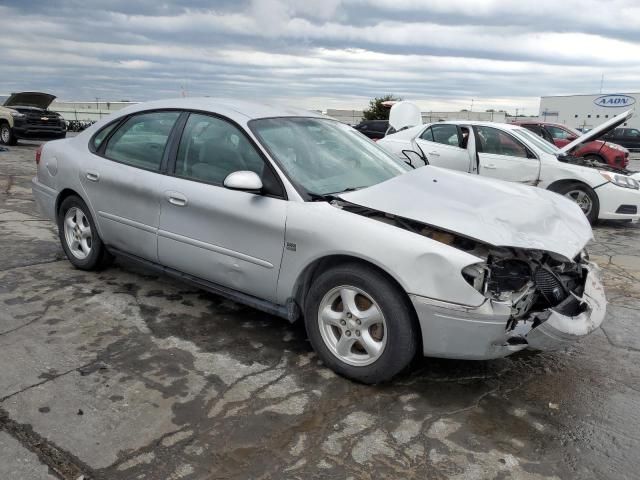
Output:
83,110,181,261
473,125,540,184
158,112,287,302
416,123,473,172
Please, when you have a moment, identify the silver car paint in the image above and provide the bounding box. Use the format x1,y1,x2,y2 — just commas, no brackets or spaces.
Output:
31,97,604,361
157,175,287,302
340,166,592,261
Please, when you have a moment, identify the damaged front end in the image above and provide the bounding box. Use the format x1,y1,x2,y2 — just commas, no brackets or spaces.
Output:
337,200,606,359
460,246,606,354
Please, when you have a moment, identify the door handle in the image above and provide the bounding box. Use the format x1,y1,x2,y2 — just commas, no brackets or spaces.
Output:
166,191,188,207
484,164,497,169
86,171,100,182
428,151,440,157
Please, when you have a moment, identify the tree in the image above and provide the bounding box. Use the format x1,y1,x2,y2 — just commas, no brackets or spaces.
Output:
362,94,402,121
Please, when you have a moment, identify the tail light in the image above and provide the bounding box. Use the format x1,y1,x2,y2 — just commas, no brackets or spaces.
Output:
35,145,43,165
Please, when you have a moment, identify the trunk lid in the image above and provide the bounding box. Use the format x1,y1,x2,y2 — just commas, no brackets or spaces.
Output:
4,92,56,110
340,166,592,260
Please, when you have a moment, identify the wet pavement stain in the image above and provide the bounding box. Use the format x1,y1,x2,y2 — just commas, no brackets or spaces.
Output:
0,142,639,479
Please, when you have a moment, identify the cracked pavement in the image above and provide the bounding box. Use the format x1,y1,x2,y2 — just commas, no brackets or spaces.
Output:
1,141,639,479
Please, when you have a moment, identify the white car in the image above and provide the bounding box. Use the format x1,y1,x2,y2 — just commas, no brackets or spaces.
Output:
378,108,640,224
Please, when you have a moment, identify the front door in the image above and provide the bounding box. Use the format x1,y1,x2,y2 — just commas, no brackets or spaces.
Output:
473,125,540,185
158,112,287,302
82,110,181,261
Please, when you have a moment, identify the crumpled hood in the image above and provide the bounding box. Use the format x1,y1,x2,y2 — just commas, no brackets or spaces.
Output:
341,166,593,260
3,92,56,110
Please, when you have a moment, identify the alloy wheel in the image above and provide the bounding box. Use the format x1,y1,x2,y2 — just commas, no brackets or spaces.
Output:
63,207,92,260
317,285,387,366
565,189,593,216
1,126,9,144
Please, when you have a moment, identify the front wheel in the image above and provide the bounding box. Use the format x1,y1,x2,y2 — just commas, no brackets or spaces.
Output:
57,195,112,270
554,182,600,225
0,123,17,146
304,263,418,384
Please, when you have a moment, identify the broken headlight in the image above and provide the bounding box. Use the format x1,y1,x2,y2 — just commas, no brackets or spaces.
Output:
600,171,639,190
462,263,486,292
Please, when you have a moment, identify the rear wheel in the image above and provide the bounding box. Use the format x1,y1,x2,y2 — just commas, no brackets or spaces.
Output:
57,195,112,270
553,182,600,225
304,263,418,384
0,123,17,146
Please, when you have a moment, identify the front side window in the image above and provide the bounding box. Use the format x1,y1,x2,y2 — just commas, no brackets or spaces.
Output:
627,128,640,137
475,126,529,158
174,113,279,193
104,111,180,170
250,117,408,196
431,124,461,147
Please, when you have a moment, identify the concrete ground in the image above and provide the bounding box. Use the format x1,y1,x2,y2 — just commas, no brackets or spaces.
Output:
1,140,639,480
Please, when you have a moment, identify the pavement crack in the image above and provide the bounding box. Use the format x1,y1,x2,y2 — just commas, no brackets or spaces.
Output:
0,407,94,480
0,304,52,336
0,258,65,272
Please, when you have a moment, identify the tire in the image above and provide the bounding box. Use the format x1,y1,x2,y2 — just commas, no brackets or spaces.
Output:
57,195,112,270
552,182,600,225
0,123,17,146
304,263,418,384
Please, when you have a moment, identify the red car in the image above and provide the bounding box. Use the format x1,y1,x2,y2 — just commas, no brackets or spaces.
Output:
513,121,629,169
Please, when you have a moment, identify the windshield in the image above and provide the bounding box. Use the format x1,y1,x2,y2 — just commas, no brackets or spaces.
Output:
511,127,560,155
250,117,409,197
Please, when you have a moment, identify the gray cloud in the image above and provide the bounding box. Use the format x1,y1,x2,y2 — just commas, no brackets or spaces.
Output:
0,0,638,112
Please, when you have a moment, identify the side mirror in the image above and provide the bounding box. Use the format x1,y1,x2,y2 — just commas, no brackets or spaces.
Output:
566,135,577,142
402,149,428,168
223,171,263,193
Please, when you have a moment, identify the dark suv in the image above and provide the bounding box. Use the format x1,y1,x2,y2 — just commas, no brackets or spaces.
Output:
353,120,389,140
0,92,66,145
603,128,640,151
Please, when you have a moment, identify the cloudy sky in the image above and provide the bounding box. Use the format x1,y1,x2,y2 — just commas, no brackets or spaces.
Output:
1,0,640,113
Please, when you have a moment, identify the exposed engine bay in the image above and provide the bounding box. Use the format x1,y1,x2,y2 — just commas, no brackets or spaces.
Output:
336,200,590,344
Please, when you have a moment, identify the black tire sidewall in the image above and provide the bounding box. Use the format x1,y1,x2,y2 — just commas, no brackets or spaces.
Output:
0,124,13,146
304,264,418,384
57,196,107,270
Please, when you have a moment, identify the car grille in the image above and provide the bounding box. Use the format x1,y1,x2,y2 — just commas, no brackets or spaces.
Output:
535,268,567,304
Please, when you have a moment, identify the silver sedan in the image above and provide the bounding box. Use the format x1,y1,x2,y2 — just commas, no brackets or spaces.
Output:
32,98,605,383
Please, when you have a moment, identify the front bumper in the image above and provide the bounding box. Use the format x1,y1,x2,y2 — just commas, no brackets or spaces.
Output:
595,182,640,222
13,119,66,141
410,262,606,360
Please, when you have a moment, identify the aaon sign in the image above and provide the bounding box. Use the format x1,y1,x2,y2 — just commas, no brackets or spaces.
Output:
594,94,636,108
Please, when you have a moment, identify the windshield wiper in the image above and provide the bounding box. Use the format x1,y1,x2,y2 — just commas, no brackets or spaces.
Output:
306,191,335,202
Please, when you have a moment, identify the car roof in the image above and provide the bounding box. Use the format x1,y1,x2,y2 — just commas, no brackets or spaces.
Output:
429,120,523,130
112,97,326,124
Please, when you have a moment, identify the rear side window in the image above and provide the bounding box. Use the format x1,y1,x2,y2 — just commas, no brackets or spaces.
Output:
420,127,435,141
104,111,180,171
91,121,120,151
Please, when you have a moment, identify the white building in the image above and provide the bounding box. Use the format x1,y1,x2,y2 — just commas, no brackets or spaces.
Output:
50,100,137,122
326,108,507,126
539,93,638,130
